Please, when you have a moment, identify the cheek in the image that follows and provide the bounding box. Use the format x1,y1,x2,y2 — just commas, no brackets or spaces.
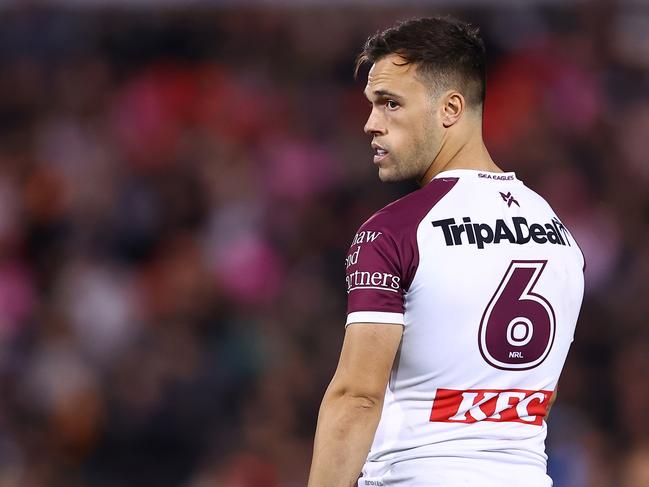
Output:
420,117,441,149
388,111,434,159
406,110,433,138
389,114,419,146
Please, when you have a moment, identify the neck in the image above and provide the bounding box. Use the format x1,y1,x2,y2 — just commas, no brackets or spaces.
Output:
417,125,501,186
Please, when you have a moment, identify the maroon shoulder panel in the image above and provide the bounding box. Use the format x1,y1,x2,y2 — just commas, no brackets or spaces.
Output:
346,177,459,317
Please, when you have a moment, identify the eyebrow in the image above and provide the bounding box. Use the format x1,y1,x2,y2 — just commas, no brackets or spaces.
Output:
365,89,404,101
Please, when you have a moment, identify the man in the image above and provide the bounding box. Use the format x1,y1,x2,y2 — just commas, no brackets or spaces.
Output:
307,16,585,487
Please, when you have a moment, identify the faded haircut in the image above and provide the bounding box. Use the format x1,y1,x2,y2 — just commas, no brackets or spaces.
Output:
356,16,486,110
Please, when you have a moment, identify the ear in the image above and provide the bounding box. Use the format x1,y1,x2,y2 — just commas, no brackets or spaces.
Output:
440,91,465,128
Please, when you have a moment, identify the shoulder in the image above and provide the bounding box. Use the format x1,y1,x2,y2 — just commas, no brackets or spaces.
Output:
357,176,459,238
346,177,459,295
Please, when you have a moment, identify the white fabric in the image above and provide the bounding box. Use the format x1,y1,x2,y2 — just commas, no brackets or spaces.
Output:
346,311,404,326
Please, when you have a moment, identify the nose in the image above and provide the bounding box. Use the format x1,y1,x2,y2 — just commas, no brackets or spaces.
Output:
364,107,386,136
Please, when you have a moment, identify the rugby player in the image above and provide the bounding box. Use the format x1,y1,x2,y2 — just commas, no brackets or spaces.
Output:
307,16,585,487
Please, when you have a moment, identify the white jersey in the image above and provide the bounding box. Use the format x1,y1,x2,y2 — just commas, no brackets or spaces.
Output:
345,169,585,487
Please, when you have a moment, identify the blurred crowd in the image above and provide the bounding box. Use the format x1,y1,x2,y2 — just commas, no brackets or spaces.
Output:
0,3,647,486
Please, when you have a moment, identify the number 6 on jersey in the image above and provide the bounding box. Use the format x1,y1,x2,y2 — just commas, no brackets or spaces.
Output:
479,260,556,370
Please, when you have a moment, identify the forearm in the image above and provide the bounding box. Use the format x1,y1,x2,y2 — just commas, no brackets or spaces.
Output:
308,390,383,487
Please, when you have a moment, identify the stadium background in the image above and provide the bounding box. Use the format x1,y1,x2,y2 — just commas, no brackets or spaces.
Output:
0,1,648,486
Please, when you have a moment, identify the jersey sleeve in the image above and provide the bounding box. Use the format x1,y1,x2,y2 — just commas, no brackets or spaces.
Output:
345,220,416,327
344,178,457,327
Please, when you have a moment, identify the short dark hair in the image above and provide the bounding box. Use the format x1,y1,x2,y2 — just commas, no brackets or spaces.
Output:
355,16,486,109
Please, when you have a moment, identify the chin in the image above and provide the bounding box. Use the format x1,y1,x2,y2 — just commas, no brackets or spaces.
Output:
377,167,406,183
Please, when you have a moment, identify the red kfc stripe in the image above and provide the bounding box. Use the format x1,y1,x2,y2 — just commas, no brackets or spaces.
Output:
430,388,553,426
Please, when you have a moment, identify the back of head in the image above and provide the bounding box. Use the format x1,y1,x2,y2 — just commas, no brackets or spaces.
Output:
356,16,486,113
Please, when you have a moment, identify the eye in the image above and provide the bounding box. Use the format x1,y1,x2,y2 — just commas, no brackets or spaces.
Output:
386,99,400,110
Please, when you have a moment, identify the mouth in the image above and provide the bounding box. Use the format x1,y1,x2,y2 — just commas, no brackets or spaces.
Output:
372,144,389,164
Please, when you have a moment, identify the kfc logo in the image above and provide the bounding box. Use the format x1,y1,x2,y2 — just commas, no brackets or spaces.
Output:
430,388,553,426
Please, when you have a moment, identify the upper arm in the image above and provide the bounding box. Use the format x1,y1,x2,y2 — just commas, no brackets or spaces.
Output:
328,323,403,402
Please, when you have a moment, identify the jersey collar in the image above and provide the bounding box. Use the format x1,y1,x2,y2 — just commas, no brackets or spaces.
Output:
433,169,518,181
